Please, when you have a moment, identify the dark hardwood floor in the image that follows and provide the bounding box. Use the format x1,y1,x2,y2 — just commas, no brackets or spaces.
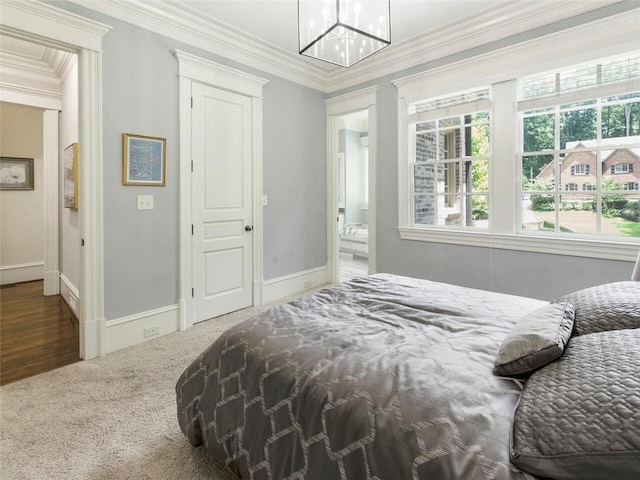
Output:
0,280,80,386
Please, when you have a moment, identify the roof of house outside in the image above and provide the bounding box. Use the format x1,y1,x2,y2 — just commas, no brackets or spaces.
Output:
565,136,640,161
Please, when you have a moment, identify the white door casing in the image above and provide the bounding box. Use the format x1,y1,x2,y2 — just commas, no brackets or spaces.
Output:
325,87,379,283
192,83,253,322
0,0,112,359
174,50,268,331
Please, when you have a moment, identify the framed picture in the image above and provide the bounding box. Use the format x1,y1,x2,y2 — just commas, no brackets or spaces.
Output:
122,133,166,186
0,157,34,190
63,142,79,209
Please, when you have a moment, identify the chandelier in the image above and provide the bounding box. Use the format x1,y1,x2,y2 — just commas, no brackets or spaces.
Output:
298,0,391,68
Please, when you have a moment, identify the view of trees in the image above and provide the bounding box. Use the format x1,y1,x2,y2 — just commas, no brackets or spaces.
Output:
521,95,640,235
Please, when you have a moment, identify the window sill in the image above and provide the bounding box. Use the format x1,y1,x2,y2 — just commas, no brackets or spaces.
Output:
397,226,639,262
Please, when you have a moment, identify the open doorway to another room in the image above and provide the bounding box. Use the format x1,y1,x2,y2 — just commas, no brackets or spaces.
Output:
336,109,369,283
0,35,81,384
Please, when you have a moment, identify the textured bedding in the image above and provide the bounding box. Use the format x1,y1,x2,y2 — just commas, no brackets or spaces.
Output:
176,273,548,479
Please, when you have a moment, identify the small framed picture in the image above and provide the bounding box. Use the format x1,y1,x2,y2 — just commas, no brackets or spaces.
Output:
0,157,34,190
122,133,166,186
63,142,79,209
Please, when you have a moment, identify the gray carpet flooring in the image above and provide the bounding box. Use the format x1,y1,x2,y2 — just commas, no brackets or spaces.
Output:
0,290,323,480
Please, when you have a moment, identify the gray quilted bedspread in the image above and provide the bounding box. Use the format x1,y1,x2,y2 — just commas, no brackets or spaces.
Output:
176,274,547,479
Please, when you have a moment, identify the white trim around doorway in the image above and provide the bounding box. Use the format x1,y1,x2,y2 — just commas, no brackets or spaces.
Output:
325,86,379,283
174,50,268,332
0,0,112,359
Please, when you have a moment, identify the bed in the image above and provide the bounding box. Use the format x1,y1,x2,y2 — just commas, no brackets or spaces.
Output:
176,273,640,480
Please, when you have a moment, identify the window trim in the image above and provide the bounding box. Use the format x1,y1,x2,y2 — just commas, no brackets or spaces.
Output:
393,9,640,262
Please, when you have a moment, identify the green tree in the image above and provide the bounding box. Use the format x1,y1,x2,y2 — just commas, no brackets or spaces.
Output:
560,108,597,148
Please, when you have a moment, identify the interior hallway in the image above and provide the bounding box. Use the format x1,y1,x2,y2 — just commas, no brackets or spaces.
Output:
0,280,79,385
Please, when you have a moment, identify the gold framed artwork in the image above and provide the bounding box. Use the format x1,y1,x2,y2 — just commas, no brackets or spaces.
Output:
63,143,78,209
122,133,166,186
0,157,34,190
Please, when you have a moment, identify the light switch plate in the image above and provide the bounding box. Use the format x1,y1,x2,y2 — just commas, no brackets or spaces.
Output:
137,195,154,210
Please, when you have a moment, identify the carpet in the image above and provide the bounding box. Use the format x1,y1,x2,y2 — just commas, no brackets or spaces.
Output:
0,290,322,480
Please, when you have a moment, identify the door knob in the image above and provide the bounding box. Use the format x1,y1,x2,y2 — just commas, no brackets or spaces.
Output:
245,225,253,232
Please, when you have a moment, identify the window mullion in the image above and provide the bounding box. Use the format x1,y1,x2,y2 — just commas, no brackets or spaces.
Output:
492,80,517,234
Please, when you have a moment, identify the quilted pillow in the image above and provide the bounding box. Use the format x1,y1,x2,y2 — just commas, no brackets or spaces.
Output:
554,281,640,336
511,329,640,480
494,302,574,377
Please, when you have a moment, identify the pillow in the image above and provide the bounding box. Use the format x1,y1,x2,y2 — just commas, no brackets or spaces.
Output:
554,281,640,336
493,302,574,377
511,329,640,480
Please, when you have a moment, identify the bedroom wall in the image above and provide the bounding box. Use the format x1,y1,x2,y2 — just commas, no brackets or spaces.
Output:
0,102,44,284
54,1,327,319
333,2,639,302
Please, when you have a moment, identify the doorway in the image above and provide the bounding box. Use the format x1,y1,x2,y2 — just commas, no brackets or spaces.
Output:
191,83,254,323
175,51,267,331
326,87,379,284
336,109,370,282
1,0,109,359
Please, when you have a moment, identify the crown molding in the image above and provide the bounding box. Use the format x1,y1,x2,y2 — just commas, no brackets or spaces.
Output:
67,0,330,92
66,0,626,93
325,0,625,92
391,7,640,102
0,81,62,110
0,0,112,52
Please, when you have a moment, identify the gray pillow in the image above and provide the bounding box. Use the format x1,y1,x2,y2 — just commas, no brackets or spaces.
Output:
554,281,640,336
493,302,574,377
511,329,640,479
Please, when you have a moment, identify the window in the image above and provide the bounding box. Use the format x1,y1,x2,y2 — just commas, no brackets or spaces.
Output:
624,182,639,191
395,34,640,261
519,55,640,237
611,163,633,174
410,88,490,228
571,164,590,175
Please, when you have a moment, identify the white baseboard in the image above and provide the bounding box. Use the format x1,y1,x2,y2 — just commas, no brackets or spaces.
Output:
262,265,330,304
60,273,80,316
0,262,44,285
105,304,180,354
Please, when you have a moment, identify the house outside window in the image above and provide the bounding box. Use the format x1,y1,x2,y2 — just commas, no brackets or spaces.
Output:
519,54,640,237
410,88,490,228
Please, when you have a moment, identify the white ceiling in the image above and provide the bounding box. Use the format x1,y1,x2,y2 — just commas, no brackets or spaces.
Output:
175,0,511,54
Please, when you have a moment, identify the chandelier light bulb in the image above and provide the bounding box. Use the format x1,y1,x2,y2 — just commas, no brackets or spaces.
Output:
298,0,391,68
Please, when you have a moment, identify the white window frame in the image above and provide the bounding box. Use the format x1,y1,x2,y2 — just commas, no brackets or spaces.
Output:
572,164,588,176
392,8,640,262
612,163,631,174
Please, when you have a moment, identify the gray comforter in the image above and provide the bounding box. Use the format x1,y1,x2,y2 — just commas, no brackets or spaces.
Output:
176,274,547,479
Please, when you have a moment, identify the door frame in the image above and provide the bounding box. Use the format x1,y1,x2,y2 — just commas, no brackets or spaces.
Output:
0,1,111,359
325,87,379,283
174,50,268,331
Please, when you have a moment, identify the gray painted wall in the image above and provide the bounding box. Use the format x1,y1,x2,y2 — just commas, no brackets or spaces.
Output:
51,0,638,318
58,1,327,319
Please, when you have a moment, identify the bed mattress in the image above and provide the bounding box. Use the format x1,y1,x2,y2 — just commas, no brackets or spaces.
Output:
176,273,547,479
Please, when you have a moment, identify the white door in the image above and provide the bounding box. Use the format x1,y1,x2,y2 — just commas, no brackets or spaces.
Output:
192,83,253,323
